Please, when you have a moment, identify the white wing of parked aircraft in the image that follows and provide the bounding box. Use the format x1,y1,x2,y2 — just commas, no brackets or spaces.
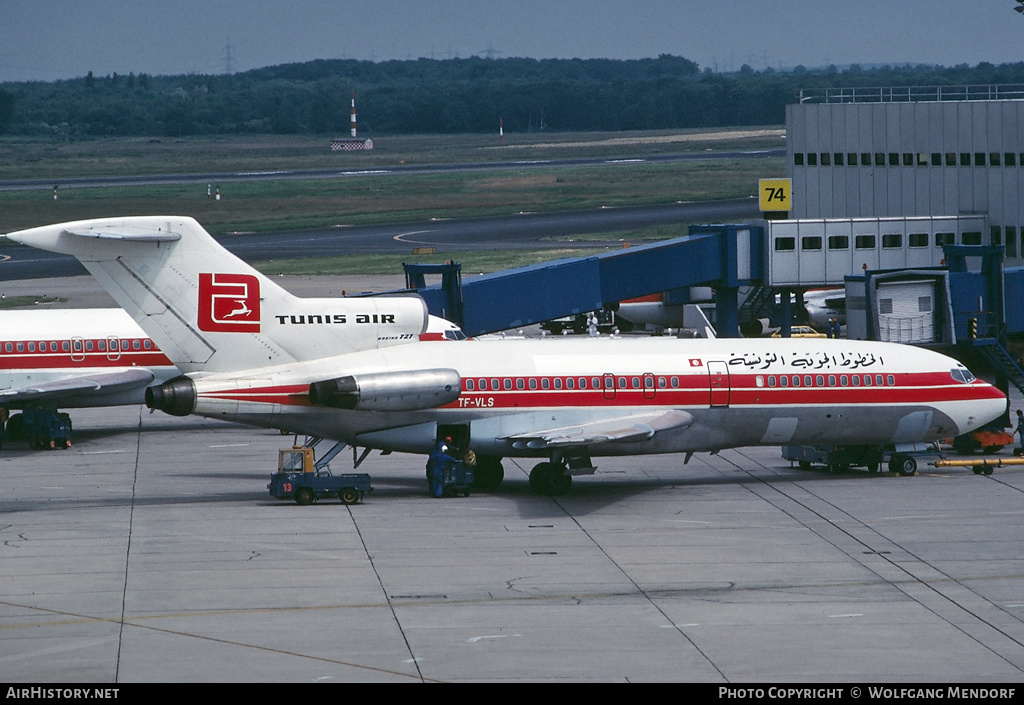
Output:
9,216,1007,493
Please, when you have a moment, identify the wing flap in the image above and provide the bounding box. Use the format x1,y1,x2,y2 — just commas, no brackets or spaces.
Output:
0,368,156,403
504,410,694,449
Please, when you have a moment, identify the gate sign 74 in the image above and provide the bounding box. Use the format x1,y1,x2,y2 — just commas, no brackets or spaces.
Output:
759,178,792,211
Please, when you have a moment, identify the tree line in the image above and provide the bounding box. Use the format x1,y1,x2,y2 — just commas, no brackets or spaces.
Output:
2,56,1024,138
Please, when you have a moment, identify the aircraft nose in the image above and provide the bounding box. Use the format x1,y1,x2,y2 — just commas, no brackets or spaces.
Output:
954,389,1008,437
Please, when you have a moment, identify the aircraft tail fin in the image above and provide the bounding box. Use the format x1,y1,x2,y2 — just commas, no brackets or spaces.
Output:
9,216,430,373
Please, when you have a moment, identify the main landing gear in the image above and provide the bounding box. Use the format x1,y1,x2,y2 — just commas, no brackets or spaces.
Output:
472,455,505,491
529,460,575,496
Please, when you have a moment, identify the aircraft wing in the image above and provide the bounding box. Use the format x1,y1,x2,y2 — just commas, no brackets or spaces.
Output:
0,368,156,404
503,410,694,449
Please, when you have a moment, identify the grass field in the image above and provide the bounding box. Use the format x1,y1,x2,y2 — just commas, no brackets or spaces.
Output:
0,128,785,274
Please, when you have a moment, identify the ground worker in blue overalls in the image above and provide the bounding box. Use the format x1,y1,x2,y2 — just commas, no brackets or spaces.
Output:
426,437,457,498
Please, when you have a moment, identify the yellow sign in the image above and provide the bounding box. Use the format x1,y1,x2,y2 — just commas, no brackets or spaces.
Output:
759,178,792,211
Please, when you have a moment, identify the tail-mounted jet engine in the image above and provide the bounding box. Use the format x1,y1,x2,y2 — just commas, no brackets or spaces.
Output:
309,369,461,411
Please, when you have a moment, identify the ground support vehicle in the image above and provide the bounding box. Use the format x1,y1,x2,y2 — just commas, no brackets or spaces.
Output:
7,409,72,450
782,443,935,476
951,428,1014,455
268,446,372,505
441,461,473,497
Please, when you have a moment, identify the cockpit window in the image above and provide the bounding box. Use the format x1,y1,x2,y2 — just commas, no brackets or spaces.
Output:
444,329,467,341
950,368,976,384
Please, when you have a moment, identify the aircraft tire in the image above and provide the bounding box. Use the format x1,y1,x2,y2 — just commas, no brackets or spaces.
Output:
473,457,504,491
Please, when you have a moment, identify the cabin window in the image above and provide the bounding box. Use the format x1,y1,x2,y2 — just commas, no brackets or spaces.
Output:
553,378,562,390
670,377,679,388
566,378,574,390
465,379,475,391
491,378,499,390
875,375,884,386
756,376,764,388
864,375,872,387
541,378,550,390
98,340,106,351
516,379,525,390
527,378,536,390
16,342,24,352
887,375,895,386
133,340,141,350
768,376,776,387
803,375,812,387
658,377,666,388
503,379,512,390
144,340,153,349
816,375,824,387
27,343,35,352
62,341,70,352
591,377,600,389
631,377,640,389
780,376,789,387
840,375,848,386
852,375,861,386
4,343,10,353
828,375,836,386
86,341,94,351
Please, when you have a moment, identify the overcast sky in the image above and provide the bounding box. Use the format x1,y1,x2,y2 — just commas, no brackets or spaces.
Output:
3,1,1024,83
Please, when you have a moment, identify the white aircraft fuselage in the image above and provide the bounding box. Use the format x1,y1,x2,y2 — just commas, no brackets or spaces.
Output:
9,216,1006,493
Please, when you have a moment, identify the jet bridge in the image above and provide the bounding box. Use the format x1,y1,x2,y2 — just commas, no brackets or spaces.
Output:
406,224,763,338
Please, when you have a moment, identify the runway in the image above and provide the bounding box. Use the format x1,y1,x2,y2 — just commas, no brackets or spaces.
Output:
2,402,1023,682
0,198,761,281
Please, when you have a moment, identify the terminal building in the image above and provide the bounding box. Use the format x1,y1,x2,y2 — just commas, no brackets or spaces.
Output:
785,86,1024,261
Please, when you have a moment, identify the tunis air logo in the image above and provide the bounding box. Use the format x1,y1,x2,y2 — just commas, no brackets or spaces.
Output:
198,273,261,332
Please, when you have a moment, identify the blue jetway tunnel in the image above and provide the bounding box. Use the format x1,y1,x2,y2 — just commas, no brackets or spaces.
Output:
405,224,764,338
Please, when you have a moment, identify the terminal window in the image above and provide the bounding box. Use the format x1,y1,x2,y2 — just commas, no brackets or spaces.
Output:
945,153,957,166
807,153,818,166
975,153,986,166
820,153,831,166
861,153,871,165
917,153,928,166
774,237,796,251
990,153,1001,166
962,232,982,246
1006,153,1017,167
931,153,941,166
935,232,955,247
855,234,876,249
801,236,822,250
828,235,849,250
991,227,1002,246
909,233,929,247
833,153,844,166
882,233,902,248
875,153,885,166
889,153,899,166
1007,227,1017,258
961,153,971,166
903,153,914,166
793,153,804,166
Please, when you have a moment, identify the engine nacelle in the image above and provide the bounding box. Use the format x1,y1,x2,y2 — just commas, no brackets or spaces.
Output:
309,368,461,412
145,375,197,417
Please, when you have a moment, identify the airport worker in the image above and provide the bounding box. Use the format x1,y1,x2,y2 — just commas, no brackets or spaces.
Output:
826,318,834,339
1015,410,1024,451
588,312,598,337
426,438,457,498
